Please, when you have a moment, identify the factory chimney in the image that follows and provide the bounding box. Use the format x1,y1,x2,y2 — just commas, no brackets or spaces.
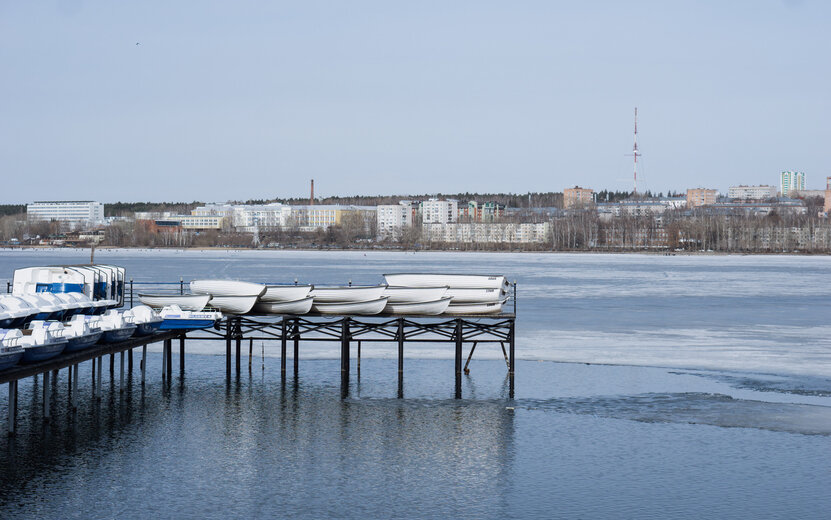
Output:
310,179,315,206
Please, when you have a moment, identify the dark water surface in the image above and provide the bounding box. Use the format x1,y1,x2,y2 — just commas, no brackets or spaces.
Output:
1,250,830,518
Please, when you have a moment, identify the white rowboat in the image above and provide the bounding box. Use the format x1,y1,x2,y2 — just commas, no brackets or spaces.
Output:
138,294,212,311
190,280,267,297
312,297,389,315
253,297,314,315
208,295,260,314
384,286,448,304
444,301,505,315
383,273,508,290
310,286,386,303
384,297,452,315
261,285,314,302
445,287,507,303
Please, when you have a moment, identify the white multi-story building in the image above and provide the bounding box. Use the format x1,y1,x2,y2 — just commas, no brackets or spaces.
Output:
27,201,105,227
781,171,805,197
728,185,777,200
377,202,414,238
422,222,550,244
231,203,291,232
420,199,458,224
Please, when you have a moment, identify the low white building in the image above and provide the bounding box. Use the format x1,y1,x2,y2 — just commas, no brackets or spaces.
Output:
27,201,105,227
377,202,414,239
595,198,686,220
728,185,777,200
231,203,291,232
420,199,458,224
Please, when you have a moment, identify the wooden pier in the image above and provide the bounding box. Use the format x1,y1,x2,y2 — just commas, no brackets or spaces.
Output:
1,311,515,435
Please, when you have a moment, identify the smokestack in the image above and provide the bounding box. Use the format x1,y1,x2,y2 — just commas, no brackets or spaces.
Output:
310,179,315,206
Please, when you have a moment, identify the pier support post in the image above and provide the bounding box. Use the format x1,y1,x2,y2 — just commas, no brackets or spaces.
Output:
454,319,463,399
141,345,147,385
340,318,350,398
397,318,404,399
225,318,231,380
96,356,102,400
43,371,50,421
109,353,114,379
166,339,173,381
128,349,133,373
8,381,16,436
280,318,287,380
235,334,241,377
463,342,479,375
180,336,185,376
119,351,125,392
508,319,515,399
162,340,168,383
293,321,300,378
72,364,79,410
91,357,96,392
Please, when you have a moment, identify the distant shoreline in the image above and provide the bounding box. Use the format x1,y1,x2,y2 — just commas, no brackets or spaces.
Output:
0,245,827,256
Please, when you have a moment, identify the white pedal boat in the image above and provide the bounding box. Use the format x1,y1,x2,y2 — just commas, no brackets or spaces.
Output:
19,294,64,321
261,284,314,302
443,300,506,315
253,297,314,315
190,280,267,297
0,299,35,328
384,297,453,315
138,293,212,311
312,297,389,315
124,305,164,336
310,286,387,303
383,273,509,290
30,319,102,353
19,326,68,362
383,286,448,304
99,310,137,343
159,305,223,330
0,330,24,370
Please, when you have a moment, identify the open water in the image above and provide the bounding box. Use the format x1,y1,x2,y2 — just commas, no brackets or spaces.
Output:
1,250,830,519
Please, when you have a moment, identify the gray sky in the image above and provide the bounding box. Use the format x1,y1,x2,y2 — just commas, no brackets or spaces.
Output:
1,1,829,203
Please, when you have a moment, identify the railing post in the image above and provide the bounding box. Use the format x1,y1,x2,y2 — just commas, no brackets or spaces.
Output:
180,277,184,295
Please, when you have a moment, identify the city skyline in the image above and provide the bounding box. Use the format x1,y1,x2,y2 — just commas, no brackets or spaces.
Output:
1,1,829,203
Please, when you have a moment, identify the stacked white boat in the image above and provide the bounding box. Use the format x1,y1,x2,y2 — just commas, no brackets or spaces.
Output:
136,274,511,318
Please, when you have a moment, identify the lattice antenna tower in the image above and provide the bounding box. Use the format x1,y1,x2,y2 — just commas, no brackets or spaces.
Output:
631,107,641,195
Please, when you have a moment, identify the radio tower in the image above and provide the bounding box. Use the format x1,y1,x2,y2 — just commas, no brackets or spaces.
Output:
631,107,641,195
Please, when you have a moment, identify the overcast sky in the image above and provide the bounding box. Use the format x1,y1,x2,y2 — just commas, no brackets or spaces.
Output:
1,1,829,203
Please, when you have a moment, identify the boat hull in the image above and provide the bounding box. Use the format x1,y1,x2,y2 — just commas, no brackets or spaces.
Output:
445,287,507,303
159,319,217,330
261,285,314,302
101,325,137,343
312,297,389,315
383,273,508,290
444,301,505,315
22,341,67,363
190,280,266,297
135,321,163,336
64,331,103,352
311,286,386,303
0,351,23,371
253,297,314,315
208,295,260,314
384,297,453,315
384,286,448,304
138,294,211,311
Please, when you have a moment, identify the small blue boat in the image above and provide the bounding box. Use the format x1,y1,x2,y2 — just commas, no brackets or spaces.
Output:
159,306,222,331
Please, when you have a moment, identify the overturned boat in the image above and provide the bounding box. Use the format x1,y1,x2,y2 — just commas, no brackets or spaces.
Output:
383,273,508,290
383,286,448,304
190,280,267,298
310,286,387,304
312,297,389,315
384,297,453,315
138,293,211,311
261,284,314,302
253,296,314,315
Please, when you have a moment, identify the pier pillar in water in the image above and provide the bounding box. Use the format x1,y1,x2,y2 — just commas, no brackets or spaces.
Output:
141,345,147,385
166,339,173,381
7,381,16,436
280,318,287,379
72,364,79,410
235,333,241,377
120,351,125,392
293,322,300,377
43,371,50,421
340,318,350,398
508,319,515,399
454,319,463,399
180,336,185,375
225,318,231,380
397,318,404,399
96,356,102,400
